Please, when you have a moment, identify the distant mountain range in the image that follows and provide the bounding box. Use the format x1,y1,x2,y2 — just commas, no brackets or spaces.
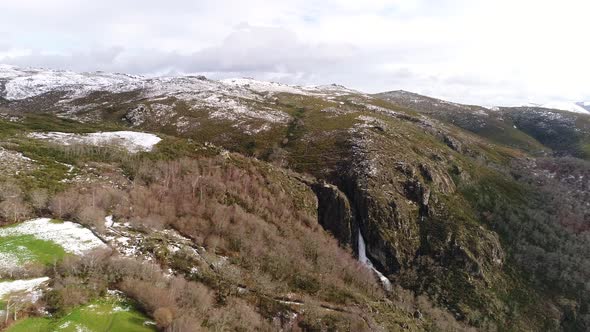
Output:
1,64,588,115
533,101,590,114
577,101,590,112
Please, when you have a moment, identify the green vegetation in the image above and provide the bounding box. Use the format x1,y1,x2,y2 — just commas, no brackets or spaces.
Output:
505,108,590,160
6,296,156,332
0,114,123,139
0,115,129,192
458,162,590,330
0,234,66,266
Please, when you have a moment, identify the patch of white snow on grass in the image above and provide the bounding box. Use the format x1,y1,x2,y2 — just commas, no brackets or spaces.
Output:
0,252,20,270
0,218,107,255
59,321,72,329
0,277,49,299
74,324,92,332
28,131,161,153
112,306,130,312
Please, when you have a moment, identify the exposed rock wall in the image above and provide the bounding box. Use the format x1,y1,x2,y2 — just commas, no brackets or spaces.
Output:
310,181,355,247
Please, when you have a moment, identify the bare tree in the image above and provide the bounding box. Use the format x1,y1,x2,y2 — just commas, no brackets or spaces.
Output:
29,189,49,211
0,197,31,223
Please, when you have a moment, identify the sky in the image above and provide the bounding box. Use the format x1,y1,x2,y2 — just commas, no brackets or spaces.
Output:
1,0,588,106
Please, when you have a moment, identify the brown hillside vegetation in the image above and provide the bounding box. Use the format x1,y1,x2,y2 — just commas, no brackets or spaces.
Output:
37,154,474,331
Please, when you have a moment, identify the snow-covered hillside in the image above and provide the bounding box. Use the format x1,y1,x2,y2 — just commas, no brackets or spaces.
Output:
0,65,358,102
540,101,590,114
0,64,144,100
28,131,162,153
0,65,365,134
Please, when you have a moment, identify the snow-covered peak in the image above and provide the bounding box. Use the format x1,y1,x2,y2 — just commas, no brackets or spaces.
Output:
220,78,361,97
221,78,309,95
0,65,145,100
0,64,24,80
305,83,361,96
0,65,361,103
540,101,590,114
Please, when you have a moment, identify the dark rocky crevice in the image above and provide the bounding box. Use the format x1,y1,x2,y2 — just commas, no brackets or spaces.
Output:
309,180,356,247
305,160,488,285
318,173,403,276
307,174,403,290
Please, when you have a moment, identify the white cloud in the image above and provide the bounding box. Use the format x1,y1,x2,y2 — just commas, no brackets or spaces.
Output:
0,0,588,106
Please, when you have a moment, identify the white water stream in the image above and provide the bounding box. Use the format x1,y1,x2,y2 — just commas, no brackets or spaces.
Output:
358,229,392,291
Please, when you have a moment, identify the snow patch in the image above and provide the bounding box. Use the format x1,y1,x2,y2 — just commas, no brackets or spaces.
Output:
112,306,130,312
28,131,161,153
59,321,73,329
1,67,144,100
208,99,290,124
0,277,49,299
104,216,114,228
75,324,92,332
0,252,21,270
0,218,107,255
221,78,310,95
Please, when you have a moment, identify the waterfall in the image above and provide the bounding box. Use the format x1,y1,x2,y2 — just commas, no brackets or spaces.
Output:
358,229,392,291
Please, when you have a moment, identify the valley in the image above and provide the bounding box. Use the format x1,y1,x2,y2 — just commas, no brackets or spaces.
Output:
0,66,588,331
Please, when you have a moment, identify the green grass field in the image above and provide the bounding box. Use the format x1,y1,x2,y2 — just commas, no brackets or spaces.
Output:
6,296,157,332
0,234,67,267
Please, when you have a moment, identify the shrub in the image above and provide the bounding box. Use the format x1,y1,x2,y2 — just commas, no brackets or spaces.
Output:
154,307,174,329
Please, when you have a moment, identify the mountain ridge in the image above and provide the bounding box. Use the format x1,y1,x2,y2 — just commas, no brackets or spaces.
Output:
2,64,588,116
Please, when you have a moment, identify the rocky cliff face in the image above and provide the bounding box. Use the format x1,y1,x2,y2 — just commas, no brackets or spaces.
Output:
345,123,504,278
310,181,356,247
283,108,516,327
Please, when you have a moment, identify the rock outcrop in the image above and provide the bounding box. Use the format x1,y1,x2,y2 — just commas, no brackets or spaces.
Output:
310,181,355,246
